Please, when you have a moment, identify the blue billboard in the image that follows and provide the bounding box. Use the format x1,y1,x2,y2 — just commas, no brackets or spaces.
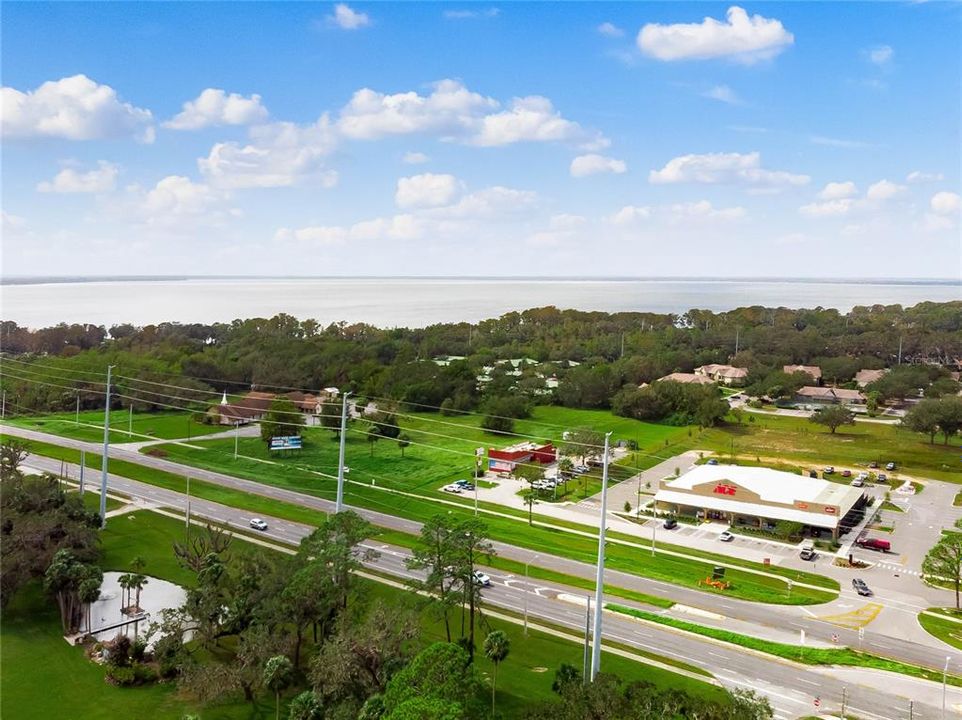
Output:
269,435,303,451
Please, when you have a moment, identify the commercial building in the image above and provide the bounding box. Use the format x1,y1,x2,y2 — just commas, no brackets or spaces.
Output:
488,442,556,473
654,464,866,539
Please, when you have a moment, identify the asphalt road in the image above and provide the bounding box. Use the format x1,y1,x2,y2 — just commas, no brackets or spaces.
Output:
19,451,962,720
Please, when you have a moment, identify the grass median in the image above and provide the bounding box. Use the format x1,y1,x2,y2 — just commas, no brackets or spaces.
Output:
918,608,962,652
607,603,962,687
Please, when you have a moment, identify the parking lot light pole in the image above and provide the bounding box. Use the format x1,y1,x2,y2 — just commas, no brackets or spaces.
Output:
651,522,656,558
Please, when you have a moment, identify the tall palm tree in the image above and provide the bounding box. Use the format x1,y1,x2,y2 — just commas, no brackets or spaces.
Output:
483,630,510,715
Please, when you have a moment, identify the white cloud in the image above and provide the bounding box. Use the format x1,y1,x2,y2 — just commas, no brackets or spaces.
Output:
402,151,430,164
817,181,858,200
37,161,119,193
570,153,627,178
198,117,338,189
637,6,794,64
810,135,871,149
702,85,741,105
526,214,587,247
866,179,906,202
164,89,269,130
648,151,809,188
799,199,854,217
274,225,348,246
427,186,537,219
866,45,893,66
906,170,944,184
608,201,743,225
597,22,624,37
113,175,237,229
1,211,27,231
444,8,499,19
1,74,153,141
328,3,370,29
931,191,961,215
336,80,606,148
395,173,462,209
607,205,652,225
667,200,746,221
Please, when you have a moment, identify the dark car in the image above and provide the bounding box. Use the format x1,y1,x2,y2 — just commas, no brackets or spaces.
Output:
869,461,879,469
663,518,678,530
877,473,888,483
852,578,873,596
707,458,719,466
809,470,819,478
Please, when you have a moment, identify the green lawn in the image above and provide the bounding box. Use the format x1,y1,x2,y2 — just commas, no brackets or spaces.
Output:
918,608,962,652
1,508,725,720
606,604,962,686
692,413,962,483
7,410,208,444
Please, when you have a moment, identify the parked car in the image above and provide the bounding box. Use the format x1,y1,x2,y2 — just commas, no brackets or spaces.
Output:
852,578,873,596
707,458,719,466
877,473,888,483
718,531,735,542
663,518,678,530
472,570,491,587
442,484,463,494
841,469,852,478
856,537,891,552
886,462,896,471
249,518,268,531
850,478,865,487
455,479,475,491
574,465,590,473
823,466,835,475
857,472,869,481
799,543,817,561
809,469,819,478
869,461,879,469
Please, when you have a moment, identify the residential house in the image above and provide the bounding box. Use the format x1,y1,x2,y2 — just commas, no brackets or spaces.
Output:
795,386,865,405
655,372,715,386
694,364,749,386
784,365,822,384
854,369,888,388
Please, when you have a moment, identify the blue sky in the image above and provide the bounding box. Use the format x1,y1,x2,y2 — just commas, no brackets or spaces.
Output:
2,2,960,278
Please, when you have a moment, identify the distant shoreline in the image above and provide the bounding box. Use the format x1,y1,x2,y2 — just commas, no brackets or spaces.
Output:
3,275,960,287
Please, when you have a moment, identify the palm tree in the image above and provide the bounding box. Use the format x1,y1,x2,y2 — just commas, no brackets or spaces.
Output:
79,577,101,634
117,573,132,613
263,655,294,720
132,574,148,611
483,630,510,715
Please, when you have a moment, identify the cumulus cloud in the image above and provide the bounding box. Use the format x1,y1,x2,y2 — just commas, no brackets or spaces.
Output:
866,179,906,202
274,225,348,246
817,181,858,200
37,161,119,193
597,22,625,37
906,170,944,184
648,151,809,188
931,191,961,215
395,173,462,209
570,153,627,177
112,175,238,229
164,89,269,130
799,199,854,218
427,186,538,219
1,74,153,141
607,205,652,225
337,79,606,148
444,8,499,19
702,85,741,105
328,3,370,29
608,200,744,224
402,151,429,164
198,117,338,189
637,6,794,64
866,45,893,66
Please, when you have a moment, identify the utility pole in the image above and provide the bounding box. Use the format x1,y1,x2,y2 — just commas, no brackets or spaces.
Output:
1,390,5,420
185,473,192,536
335,391,352,512
944,656,951,720
898,336,903,366
76,393,80,424
620,333,625,358
582,595,591,684
234,424,240,459
735,326,740,355
651,522,656,557
524,556,536,637
99,365,114,529
128,404,133,437
79,450,85,495
590,431,612,680
840,686,846,719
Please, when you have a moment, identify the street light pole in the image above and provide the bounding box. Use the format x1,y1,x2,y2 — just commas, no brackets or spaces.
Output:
185,473,191,535
234,424,239,459
651,522,656,558
335,391,352,513
582,595,591,683
944,656,951,720
590,431,612,681
99,365,115,529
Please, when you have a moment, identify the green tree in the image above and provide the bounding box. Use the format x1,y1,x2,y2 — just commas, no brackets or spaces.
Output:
551,663,581,694
561,427,604,465
407,514,461,642
264,655,295,720
808,405,855,434
935,396,962,445
319,396,345,439
43,550,103,634
367,423,383,455
923,534,962,609
288,691,323,720
513,462,544,525
903,398,943,444
482,630,510,714
398,433,411,457
261,397,305,442
382,642,483,719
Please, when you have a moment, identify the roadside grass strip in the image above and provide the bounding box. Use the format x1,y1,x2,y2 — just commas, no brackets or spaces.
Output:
605,603,962,687
919,608,962,652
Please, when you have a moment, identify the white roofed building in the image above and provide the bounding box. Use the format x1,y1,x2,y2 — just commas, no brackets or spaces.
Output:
654,464,866,539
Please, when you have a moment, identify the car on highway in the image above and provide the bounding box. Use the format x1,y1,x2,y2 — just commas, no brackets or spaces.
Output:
886,462,897,471
707,458,719,465
442,484,463,494
249,518,268,531
573,465,590,474
663,518,678,530
718,531,734,542
472,570,491,587
852,578,873,596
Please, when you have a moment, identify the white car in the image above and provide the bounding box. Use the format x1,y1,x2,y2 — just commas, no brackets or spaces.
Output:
249,518,268,531
472,570,491,586
718,531,735,542
442,484,463,494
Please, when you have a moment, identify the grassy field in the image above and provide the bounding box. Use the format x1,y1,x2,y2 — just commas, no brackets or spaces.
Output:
6,410,208,444
918,608,962,652
691,413,962,483
0,509,725,720
606,604,962,686
19,437,837,605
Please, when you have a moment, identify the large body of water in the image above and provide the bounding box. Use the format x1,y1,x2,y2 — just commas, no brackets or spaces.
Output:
1,277,959,329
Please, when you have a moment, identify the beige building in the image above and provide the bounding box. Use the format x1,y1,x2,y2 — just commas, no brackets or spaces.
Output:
855,368,888,388
784,364,822,382
795,386,865,405
654,464,866,539
694,363,749,386
654,372,715,385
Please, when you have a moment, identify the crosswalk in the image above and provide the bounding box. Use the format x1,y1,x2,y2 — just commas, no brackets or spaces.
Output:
873,561,921,576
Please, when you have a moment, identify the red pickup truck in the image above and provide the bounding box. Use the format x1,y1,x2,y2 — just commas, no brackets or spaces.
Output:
856,537,891,552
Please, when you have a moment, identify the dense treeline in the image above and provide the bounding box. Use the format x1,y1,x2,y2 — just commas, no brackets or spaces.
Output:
2,302,960,423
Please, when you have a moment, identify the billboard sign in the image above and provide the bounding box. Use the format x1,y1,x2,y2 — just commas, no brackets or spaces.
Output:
269,435,303,451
